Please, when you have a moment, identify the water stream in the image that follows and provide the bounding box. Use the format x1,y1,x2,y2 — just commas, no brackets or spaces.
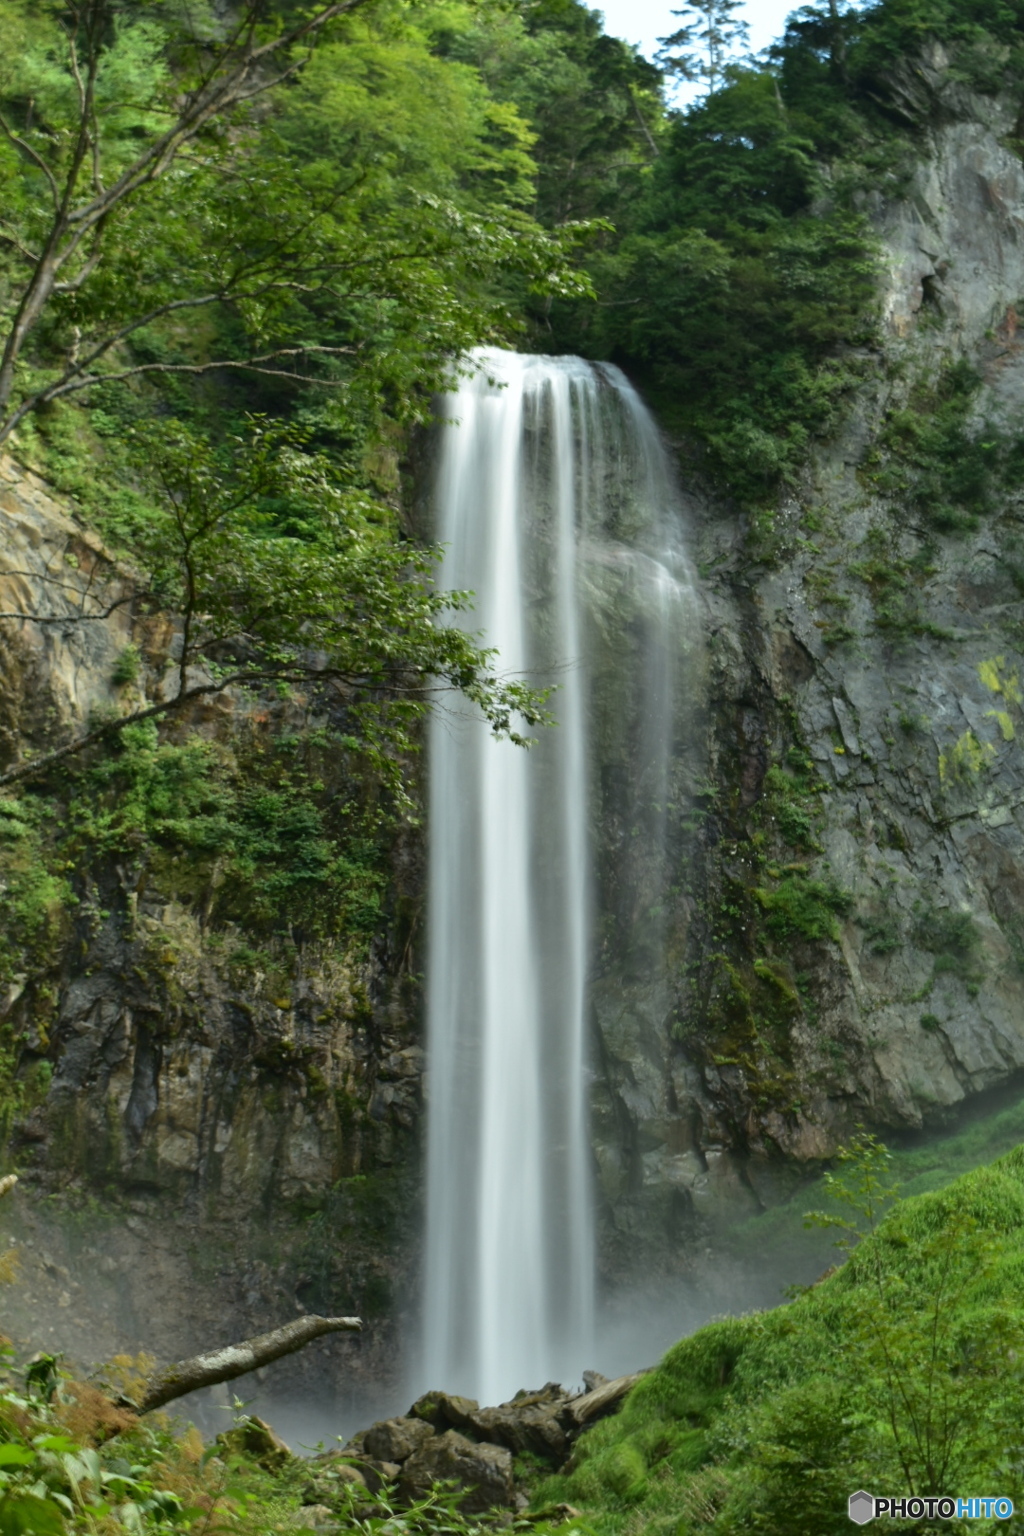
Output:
423,349,695,1407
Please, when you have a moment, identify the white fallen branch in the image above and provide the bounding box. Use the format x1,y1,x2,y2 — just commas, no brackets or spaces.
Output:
134,1313,362,1414
563,1370,648,1429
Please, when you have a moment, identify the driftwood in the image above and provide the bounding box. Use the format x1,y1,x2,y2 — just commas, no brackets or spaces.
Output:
132,1313,362,1414
562,1369,648,1429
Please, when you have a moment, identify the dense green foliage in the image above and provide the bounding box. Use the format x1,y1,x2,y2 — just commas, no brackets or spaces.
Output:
0,0,589,785
0,0,587,437
868,361,1024,535
433,0,662,227
533,1138,1024,1533
573,79,879,508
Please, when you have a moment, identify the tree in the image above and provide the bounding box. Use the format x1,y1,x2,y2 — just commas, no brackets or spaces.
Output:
443,0,664,225
657,0,750,95
0,0,366,442
0,0,585,446
0,0,590,783
0,422,551,790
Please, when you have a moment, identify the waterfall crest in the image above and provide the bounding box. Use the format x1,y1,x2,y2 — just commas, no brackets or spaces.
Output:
423,349,694,1407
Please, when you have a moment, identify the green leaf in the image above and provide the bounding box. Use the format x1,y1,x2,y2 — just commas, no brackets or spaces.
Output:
0,1493,65,1536
0,1452,34,1470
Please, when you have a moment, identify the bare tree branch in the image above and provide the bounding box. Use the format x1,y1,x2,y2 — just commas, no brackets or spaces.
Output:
0,223,41,265
0,592,135,624
53,217,108,293
0,649,496,788
3,344,358,441
130,1314,362,1415
0,659,455,788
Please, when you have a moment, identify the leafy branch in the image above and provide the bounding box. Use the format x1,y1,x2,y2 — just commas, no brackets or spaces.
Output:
1,421,550,791
0,0,379,441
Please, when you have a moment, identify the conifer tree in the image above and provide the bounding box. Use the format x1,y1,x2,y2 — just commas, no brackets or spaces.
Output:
657,0,750,94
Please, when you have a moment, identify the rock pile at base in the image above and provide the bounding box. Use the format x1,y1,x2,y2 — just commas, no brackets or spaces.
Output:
316,1370,645,1512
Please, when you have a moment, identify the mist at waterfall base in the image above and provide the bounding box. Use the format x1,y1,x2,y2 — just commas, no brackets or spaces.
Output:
420,348,699,1407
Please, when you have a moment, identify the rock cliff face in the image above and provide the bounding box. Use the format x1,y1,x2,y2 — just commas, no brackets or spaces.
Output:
0,463,422,1418
590,47,1024,1291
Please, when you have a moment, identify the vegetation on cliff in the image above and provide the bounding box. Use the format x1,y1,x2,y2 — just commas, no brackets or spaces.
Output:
537,0,1024,517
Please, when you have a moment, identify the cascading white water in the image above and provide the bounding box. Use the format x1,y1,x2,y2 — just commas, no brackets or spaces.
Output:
423,349,694,1408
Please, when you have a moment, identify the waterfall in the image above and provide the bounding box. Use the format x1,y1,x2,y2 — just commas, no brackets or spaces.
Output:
423,349,694,1407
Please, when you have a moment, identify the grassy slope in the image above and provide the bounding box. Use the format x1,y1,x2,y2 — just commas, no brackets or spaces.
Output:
712,1080,1024,1282
535,1134,1024,1534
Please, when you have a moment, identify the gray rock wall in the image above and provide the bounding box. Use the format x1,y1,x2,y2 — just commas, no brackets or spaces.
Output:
590,52,1024,1292
0,462,423,1412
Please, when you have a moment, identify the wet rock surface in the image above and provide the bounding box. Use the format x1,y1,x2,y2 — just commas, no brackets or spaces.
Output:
0,456,424,1404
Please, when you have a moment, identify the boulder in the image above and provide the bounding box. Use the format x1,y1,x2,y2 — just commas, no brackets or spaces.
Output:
407,1390,479,1433
310,1456,395,1497
361,1460,401,1492
216,1414,291,1472
363,1416,435,1463
468,1403,567,1461
397,1429,514,1512
331,1463,367,1489
466,1385,572,1461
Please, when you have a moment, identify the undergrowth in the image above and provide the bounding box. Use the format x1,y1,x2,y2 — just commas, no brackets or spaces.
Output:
60,722,389,941
0,720,394,1130
0,1342,586,1536
913,901,985,997
680,741,852,1116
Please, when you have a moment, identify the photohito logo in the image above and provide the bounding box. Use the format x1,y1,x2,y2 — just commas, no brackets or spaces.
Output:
848,1492,1014,1523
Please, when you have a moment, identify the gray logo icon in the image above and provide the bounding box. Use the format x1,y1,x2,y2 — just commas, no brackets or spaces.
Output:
848,1491,875,1525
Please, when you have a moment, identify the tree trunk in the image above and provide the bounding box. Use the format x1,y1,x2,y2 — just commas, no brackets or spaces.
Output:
132,1314,362,1414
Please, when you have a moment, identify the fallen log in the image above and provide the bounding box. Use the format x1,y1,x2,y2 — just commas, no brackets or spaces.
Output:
561,1369,648,1430
132,1313,362,1414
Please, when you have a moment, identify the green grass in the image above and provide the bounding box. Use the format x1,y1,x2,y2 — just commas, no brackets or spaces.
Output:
716,1080,1024,1271
533,1135,1024,1533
